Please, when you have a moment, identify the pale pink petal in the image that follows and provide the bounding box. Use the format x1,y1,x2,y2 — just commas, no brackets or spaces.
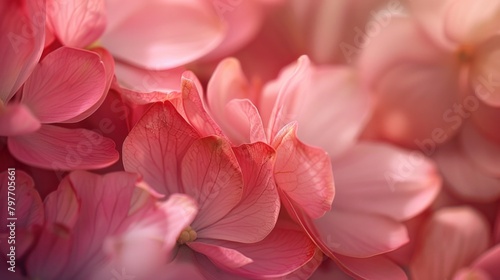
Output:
471,36,500,107
0,0,45,102
21,47,106,123
123,102,199,195
188,242,253,269
195,227,319,278
181,73,226,138
115,61,184,93
43,174,80,228
433,140,500,202
331,143,441,221
197,142,279,243
206,58,265,144
410,207,491,280
266,55,310,140
0,103,40,136
294,66,372,158
273,123,334,219
47,0,106,47
444,0,500,45
182,136,243,230
101,0,225,69
61,47,115,123
460,122,500,177
312,209,408,258
160,194,198,250
359,18,463,148
407,0,455,49
8,125,119,170
335,254,408,280
470,244,500,279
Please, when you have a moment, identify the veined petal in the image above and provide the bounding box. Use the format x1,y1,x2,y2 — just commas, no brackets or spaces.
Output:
188,241,253,269
335,254,408,280
197,142,279,243
21,47,106,123
8,125,119,170
0,0,45,102
0,103,40,136
183,136,243,231
273,123,334,219
47,0,106,48
123,102,199,195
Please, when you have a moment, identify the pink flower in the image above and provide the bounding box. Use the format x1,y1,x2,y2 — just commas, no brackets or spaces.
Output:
24,170,198,280
122,75,319,278
0,46,119,170
206,55,441,278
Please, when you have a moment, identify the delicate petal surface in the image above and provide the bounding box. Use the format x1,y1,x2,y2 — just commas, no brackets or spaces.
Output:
0,103,40,136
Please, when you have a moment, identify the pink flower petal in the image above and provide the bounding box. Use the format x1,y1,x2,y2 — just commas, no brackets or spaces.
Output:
460,122,500,177
182,136,243,231
471,36,500,107
331,143,441,221
195,227,319,278
115,61,184,93
444,0,500,45
313,209,409,258
123,102,199,195
206,58,265,144
8,125,119,170
410,206,491,280
359,18,463,148
335,254,408,280
197,142,279,243
0,0,45,102
0,103,40,136
188,241,253,269
101,0,225,69
61,47,115,123
47,0,106,48
181,73,226,139
433,140,500,203
273,123,335,219
21,47,106,123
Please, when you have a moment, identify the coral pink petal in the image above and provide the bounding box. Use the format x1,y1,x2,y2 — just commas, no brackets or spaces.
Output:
313,209,408,258
195,227,318,278
43,174,80,228
181,73,226,138
0,0,45,102
471,36,500,107
47,0,106,47
21,47,106,123
410,207,491,280
460,122,500,177
123,102,199,195
182,136,243,230
8,125,119,170
444,0,500,45
160,194,198,251
197,142,279,243
331,143,441,221
188,242,253,269
160,247,206,280
61,47,115,123
433,140,500,203
470,100,500,143
273,123,334,219
225,99,267,145
101,0,225,69
0,103,40,136
335,254,408,280
471,245,500,279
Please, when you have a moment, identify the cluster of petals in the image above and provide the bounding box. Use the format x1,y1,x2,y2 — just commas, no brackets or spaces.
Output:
0,0,499,279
